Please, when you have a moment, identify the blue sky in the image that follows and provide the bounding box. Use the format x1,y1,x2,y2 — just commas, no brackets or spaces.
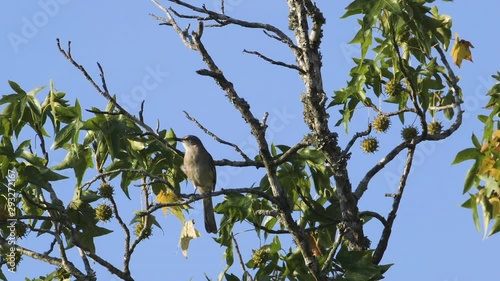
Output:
1,1,500,280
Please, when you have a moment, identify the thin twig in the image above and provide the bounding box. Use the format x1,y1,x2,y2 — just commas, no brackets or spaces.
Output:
128,179,151,270
232,234,254,281
372,146,415,264
341,124,372,157
56,38,182,159
355,141,409,200
78,248,94,279
243,49,304,73
320,231,344,275
108,193,131,275
272,139,310,166
359,210,387,226
183,110,252,161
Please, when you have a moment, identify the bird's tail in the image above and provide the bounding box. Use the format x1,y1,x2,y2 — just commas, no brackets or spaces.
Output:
203,197,217,233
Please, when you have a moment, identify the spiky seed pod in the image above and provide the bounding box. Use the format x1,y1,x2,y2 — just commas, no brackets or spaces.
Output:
98,183,114,199
95,203,113,222
385,79,403,97
401,126,418,141
134,222,152,239
428,121,443,135
361,137,379,154
15,222,28,239
373,115,391,133
252,248,269,267
1,249,22,268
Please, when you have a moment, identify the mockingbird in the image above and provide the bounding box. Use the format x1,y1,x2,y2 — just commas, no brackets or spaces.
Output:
176,135,217,233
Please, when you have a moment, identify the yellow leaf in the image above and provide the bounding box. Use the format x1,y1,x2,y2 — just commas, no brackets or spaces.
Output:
492,130,500,152
156,190,183,219
478,157,494,175
179,220,201,258
451,33,474,68
480,140,490,153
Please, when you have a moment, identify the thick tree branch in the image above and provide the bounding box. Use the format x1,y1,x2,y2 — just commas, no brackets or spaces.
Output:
0,240,86,279
288,1,367,272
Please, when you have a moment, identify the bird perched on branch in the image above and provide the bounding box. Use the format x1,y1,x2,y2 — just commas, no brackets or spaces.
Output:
176,135,217,233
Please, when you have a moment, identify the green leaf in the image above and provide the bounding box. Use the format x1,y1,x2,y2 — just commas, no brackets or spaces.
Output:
471,133,481,149
53,122,78,149
463,160,479,194
80,190,100,203
452,148,480,164
478,115,489,124
8,80,27,95
224,274,240,281
0,268,6,281
270,236,281,254
51,144,93,187
469,195,481,233
480,195,493,237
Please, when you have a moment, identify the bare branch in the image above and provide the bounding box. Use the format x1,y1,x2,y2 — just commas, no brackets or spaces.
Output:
0,240,86,279
160,0,300,54
56,38,182,159
321,231,344,276
373,146,415,264
355,141,409,200
272,139,310,166
141,187,280,216
108,193,132,275
232,234,254,281
243,49,304,73
128,181,151,270
254,210,279,217
367,103,417,116
359,210,387,226
183,110,252,161
77,248,94,279
342,124,372,157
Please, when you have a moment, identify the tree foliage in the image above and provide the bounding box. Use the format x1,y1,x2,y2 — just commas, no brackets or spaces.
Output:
0,0,488,280
454,72,500,238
